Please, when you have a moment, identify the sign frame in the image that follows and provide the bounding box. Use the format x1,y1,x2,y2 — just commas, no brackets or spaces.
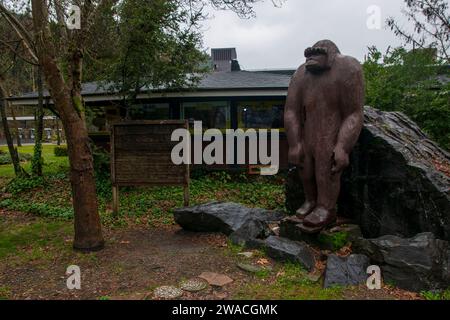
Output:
110,120,190,215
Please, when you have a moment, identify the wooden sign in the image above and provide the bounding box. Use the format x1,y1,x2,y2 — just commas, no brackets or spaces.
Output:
110,120,189,215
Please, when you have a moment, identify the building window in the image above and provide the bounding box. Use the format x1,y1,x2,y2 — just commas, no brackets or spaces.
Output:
182,101,230,129
238,101,285,129
129,103,170,120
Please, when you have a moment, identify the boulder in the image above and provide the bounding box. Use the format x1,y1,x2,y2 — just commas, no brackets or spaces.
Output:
229,219,271,246
280,218,362,251
174,202,285,235
318,225,362,251
264,236,315,272
279,217,319,245
353,232,450,291
244,238,267,250
323,254,370,288
286,106,450,241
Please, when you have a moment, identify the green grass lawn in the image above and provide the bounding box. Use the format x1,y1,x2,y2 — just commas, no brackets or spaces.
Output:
0,170,286,226
0,144,68,178
0,144,286,226
0,218,72,260
234,262,344,300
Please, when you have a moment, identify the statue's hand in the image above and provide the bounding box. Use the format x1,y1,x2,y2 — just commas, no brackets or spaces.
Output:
288,143,305,167
331,147,349,174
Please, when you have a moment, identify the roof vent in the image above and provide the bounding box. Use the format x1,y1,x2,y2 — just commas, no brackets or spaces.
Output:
231,59,241,71
212,48,238,72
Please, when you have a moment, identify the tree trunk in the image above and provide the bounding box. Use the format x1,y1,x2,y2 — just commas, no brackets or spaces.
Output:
9,104,22,147
56,119,61,145
31,0,104,251
64,113,104,250
52,92,104,250
0,81,25,177
48,84,104,250
32,66,44,176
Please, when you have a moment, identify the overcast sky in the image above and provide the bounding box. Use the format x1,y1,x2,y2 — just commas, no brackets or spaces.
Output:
201,0,409,69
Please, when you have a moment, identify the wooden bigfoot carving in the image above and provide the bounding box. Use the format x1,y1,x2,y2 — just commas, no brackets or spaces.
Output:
284,40,364,233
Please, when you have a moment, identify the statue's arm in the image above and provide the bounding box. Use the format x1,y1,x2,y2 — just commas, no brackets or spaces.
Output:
335,63,364,154
284,74,303,165
332,62,364,173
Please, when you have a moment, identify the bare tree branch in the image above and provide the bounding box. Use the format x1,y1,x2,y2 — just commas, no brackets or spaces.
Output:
387,0,450,62
0,2,39,63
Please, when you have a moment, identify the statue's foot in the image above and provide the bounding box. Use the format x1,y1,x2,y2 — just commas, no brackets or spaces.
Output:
294,201,316,220
302,207,337,230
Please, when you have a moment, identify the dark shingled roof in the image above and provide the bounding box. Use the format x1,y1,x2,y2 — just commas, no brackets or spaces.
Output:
10,70,293,101
196,70,292,89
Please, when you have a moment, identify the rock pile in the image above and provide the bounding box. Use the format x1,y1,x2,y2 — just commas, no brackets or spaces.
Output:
175,201,450,291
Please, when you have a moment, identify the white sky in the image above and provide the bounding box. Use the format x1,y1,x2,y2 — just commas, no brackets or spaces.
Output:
201,0,409,69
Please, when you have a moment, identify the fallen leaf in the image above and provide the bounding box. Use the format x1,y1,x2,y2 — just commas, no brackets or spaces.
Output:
276,271,285,277
256,258,270,266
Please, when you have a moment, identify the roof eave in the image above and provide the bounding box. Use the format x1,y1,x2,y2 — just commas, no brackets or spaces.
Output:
9,87,289,106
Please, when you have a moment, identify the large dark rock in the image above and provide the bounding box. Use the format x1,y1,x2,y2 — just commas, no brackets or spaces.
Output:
264,236,315,272
286,106,450,241
353,232,450,291
280,217,362,251
229,219,271,247
174,202,286,235
323,254,370,288
279,217,322,246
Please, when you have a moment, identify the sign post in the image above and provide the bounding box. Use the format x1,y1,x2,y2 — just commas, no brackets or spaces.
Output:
110,120,189,215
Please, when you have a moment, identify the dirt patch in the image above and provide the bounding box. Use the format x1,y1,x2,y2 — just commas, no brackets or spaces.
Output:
1,224,241,299
0,209,38,226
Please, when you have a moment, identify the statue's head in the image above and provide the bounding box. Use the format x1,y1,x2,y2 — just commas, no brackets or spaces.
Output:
304,40,341,73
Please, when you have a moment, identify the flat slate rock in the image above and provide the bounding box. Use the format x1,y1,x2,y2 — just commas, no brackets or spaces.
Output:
353,232,450,291
199,272,234,287
237,263,266,273
174,202,286,235
306,273,322,283
264,236,315,272
229,219,271,246
324,254,370,288
244,238,267,250
238,252,255,258
153,286,184,299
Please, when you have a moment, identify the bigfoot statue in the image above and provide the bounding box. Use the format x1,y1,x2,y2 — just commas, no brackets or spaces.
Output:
284,40,364,233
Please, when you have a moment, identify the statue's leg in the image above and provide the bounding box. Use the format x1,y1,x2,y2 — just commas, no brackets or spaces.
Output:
296,153,317,219
303,149,339,228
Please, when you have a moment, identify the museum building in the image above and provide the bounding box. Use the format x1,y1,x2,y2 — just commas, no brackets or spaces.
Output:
9,48,293,169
